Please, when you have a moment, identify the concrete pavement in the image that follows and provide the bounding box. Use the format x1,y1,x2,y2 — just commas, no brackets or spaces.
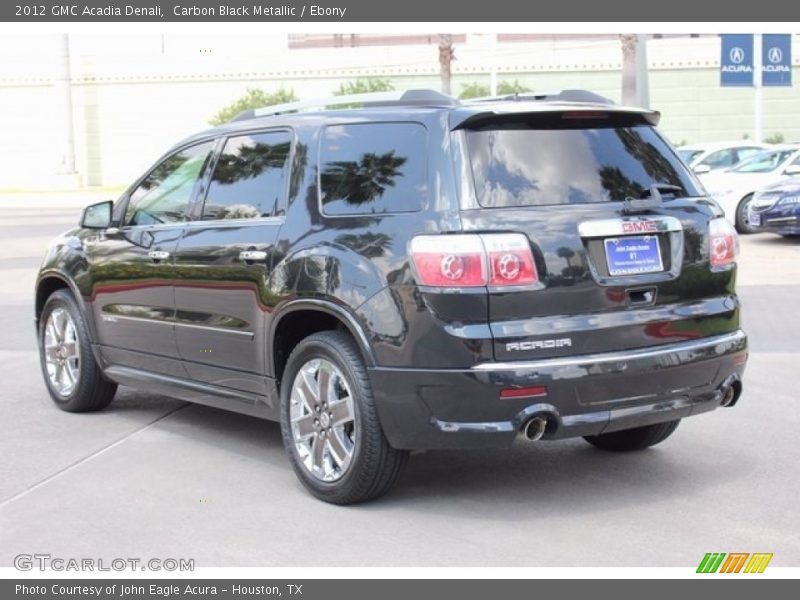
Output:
1,198,798,567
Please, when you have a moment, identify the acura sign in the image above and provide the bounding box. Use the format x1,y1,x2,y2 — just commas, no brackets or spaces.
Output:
721,34,793,87
721,34,754,86
762,34,792,87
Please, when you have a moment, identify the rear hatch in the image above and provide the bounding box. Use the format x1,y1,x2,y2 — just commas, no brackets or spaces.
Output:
454,108,740,363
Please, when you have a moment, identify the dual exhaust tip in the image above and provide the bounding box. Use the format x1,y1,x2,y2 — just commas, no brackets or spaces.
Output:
520,380,742,442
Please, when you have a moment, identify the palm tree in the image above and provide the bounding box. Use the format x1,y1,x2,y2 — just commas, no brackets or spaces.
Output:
437,34,455,96
320,151,407,206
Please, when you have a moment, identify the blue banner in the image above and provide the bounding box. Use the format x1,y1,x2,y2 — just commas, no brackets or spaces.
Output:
721,34,754,87
762,34,792,87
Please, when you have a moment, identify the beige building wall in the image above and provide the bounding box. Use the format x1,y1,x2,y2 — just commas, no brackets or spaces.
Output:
0,34,798,188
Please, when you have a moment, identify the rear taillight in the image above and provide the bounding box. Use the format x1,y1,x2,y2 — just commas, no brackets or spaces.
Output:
708,218,739,269
409,233,538,288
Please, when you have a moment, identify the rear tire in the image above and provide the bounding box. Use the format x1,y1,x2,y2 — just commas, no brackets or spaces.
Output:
279,330,408,504
735,194,758,234
583,419,680,452
38,289,117,412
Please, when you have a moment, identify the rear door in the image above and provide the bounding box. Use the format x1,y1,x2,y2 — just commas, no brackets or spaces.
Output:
455,111,739,362
171,129,292,395
88,140,215,376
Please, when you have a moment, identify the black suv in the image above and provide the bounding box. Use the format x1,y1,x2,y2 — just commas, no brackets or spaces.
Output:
35,89,747,504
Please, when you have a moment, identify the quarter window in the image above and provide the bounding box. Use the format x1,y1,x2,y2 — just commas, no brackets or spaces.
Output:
319,123,427,215
125,141,214,226
201,131,292,220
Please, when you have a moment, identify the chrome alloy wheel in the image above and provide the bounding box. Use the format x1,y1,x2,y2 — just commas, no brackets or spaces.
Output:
289,358,356,482
43,307,80,397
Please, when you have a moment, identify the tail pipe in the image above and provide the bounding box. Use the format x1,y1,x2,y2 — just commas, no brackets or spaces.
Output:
522,415,549,441
719,377,743,408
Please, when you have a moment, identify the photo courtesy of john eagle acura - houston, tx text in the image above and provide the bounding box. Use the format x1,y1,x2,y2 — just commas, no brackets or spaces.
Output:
34,88,747,504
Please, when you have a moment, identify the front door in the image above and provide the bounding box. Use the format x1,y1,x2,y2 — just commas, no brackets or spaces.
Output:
172,130,292,396
88,140,216,376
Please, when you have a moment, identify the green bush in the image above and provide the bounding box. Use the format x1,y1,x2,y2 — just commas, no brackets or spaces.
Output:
209,88,297,126
764,132,785,144
333,78,395,96
497,80,532,95
458,82,490,99
459,80,532,99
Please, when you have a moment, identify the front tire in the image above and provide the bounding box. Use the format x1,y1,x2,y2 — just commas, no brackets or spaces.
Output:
279,330,408,504
583,420,680,452
38,289,117,412
735,194,758,234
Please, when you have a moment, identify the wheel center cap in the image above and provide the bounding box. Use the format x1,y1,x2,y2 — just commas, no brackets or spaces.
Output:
319,412,331,428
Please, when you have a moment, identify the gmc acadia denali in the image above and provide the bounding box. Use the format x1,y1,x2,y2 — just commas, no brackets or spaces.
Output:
35,89,747,503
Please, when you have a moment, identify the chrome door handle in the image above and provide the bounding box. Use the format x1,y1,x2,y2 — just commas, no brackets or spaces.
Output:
239,250,268,262
148,250,170,261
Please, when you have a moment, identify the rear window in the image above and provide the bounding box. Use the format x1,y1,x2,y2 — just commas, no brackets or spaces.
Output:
319,122,427,216
466,123,698,208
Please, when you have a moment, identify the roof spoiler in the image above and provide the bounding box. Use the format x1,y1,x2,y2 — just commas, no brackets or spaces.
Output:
464,89,616,105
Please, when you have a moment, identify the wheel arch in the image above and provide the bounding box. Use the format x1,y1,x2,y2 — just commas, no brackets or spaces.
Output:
268,299,376,381
35,271,84,324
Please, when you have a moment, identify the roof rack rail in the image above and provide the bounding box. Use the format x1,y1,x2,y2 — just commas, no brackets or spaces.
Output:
230,89,459,122
465,89,615,105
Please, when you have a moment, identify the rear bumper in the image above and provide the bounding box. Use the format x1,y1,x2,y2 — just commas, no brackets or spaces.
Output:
369,330,747,450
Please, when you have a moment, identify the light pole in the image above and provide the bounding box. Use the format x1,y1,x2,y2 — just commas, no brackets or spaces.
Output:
55,34,77,180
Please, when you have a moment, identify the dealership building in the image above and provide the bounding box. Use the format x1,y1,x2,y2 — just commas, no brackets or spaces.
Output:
0,33,798,188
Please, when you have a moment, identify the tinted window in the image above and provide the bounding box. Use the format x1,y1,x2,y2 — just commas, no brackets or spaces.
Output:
125,142,214,226
319,123,427,215
202,131,292,220
466,125,698,207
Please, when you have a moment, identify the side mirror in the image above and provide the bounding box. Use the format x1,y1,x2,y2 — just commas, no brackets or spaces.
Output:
693,164,711,175
783,165,800,176
80,200,113,229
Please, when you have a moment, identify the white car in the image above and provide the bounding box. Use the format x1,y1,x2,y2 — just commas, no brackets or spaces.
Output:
677,142,769,174
700,146,800,233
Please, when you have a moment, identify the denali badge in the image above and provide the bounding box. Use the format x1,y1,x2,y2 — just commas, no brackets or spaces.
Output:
506,338,573,352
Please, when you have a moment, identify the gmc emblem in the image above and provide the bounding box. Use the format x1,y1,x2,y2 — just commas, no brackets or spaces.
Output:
622,221,659,233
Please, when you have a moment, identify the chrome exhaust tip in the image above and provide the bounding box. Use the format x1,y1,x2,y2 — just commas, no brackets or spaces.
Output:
522,416,548,442
720,380,742,408
720,386,736,407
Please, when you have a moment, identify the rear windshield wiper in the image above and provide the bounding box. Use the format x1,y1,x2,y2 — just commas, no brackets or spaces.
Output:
623,184,684,214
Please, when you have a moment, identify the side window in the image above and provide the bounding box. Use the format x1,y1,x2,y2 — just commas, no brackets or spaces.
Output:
125,141,214,226
201,131,292,220
737,147,762,162
701,149,736,168
319,122,427,216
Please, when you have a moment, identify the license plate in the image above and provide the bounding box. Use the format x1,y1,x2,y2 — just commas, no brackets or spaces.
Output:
749,213,761,227
604,235,663,276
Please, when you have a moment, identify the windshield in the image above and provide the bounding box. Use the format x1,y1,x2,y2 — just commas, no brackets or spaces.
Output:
466,124,699,207
678,149,703,163
732,149,797,174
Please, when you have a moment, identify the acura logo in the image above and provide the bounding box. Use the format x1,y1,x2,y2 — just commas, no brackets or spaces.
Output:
768,47,783,64
729,47,745,64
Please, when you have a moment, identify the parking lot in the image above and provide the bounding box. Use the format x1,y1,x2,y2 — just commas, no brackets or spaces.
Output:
1,193,798,568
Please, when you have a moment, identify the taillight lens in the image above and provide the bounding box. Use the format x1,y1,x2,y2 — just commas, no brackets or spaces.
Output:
708,218,739,268
408,235,486,287
483,233,538,286
409,233,538,288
